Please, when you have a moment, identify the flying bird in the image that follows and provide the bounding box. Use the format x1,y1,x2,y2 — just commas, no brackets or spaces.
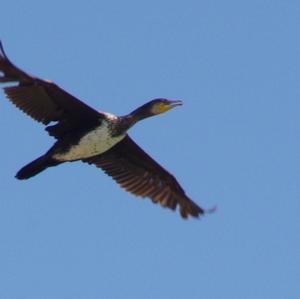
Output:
0,42,206,219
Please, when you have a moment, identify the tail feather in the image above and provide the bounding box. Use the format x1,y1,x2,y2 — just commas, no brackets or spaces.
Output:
16,155,60,180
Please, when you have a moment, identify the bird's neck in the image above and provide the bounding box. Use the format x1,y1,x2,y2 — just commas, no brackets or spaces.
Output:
111,109,151,137
129,105,149,121
109,115,135,137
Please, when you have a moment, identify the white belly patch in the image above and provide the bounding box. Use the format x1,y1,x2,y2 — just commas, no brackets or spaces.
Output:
53,121,125,161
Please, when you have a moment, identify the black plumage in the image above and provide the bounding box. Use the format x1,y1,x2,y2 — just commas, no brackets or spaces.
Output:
0,42,206,219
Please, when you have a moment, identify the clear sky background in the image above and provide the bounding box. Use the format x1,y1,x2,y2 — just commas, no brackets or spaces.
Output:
0,1,299,298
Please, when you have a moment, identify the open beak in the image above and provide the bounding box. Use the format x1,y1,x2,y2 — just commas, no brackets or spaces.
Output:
168,100,183,109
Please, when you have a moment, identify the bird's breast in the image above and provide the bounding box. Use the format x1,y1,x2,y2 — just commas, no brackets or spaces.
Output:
52,121,125,161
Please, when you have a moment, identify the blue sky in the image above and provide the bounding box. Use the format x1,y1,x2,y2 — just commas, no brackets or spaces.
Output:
0,1,299,298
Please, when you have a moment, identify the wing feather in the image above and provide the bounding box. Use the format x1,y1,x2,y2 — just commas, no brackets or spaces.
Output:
0,42,102,138
83,136,204,218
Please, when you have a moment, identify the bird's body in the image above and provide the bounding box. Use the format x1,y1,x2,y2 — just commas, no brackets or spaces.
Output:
0,42,206,219
52,113,125,161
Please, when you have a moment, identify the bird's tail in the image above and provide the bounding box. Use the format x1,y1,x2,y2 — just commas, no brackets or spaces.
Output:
16,155,61,180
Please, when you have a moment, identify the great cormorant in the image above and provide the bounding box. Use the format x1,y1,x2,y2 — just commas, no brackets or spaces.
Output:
0,42,206,219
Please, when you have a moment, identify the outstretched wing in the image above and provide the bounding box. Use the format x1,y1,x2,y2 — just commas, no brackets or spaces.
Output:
0,42,102,138
83,136,204,219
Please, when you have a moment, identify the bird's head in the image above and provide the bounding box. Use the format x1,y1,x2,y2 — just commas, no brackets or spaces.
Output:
148,98,183,115
129,98,182,121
